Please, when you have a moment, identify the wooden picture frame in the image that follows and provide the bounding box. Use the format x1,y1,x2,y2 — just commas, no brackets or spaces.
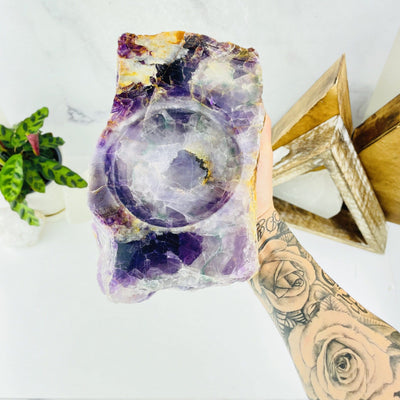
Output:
272,115,387,253
272,55,353,150
352,94,400,224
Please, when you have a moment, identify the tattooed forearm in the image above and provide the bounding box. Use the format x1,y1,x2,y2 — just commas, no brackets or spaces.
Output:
250,208,400,400
256,209,282,241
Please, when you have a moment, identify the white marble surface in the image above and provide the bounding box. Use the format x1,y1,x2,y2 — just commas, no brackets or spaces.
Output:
1,1,400,399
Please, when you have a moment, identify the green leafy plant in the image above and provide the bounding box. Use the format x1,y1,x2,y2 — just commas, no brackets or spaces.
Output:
0,107,87,226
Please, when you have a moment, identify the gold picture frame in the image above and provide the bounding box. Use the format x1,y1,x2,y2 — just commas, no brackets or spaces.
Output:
272,115,387,253
352,94,400,224
272,54,353,150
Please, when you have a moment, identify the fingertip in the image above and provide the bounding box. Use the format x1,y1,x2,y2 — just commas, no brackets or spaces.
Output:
264,115,271,134
261,113,272,143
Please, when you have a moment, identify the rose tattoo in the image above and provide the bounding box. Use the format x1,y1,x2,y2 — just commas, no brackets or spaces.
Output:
289,311,397,400
257,239,316,313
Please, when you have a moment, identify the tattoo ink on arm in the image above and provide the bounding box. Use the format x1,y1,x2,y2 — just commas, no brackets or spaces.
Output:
250,208,400,400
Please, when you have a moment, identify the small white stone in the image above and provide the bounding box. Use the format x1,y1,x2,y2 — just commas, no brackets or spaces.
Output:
0,206,45,247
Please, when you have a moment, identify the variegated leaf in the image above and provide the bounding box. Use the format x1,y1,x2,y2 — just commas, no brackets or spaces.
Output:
39,133,65,149
10,199,40,226
13,107,49,147
24,160,45,193
0,154,24,201
36,156,87,188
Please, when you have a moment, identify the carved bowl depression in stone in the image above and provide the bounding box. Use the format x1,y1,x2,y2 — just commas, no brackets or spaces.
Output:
89,31,264,302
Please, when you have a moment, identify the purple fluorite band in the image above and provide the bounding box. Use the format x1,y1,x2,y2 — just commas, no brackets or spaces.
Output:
89,32,264,302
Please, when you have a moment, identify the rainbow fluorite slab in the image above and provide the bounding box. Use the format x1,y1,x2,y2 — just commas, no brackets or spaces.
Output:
89,31,263,302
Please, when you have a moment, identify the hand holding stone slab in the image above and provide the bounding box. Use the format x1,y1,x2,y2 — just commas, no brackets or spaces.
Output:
89,31,264,302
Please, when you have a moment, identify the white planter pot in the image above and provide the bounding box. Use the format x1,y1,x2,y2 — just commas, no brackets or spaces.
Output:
25,181,65,220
